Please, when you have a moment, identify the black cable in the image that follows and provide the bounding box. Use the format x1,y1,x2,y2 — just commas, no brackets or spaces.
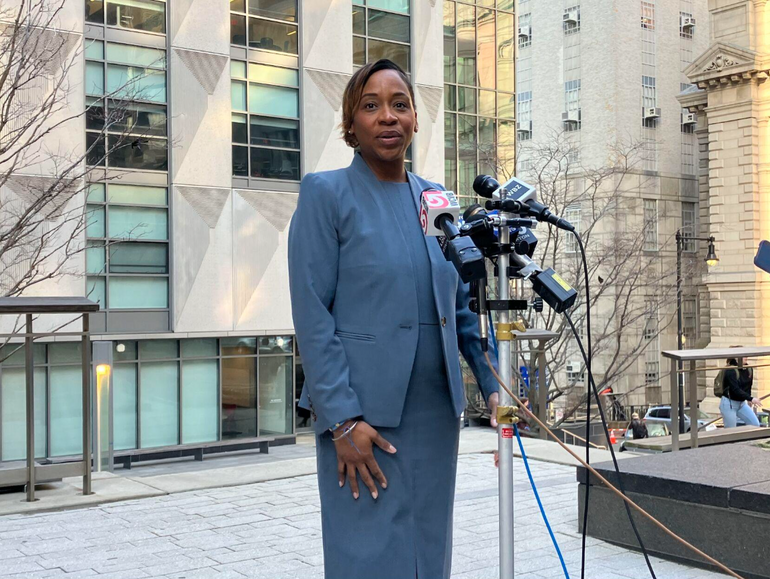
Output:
564,232,657,579
575,235,592,579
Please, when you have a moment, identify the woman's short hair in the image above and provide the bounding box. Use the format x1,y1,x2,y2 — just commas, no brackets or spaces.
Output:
727,345,743,366
340,59,416,148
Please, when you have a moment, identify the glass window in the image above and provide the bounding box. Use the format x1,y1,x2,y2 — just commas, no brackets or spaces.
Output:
222,356,257,439
86,62,105,96
368,10,409,43
458,87,476,114
87,242,106,274
231,60,247,78
107,66,166,103
86,205,106,238
111,102,167,137
353,36,366,66
249,85,298,117
247,18,298,54
140,361,179,448
1,368,46,460
231,14,247,45
107,136,168,171
108,184,167,205
50,365,83,456
368,39,410,72
353,6,365,34
479,90,495,117
86,0,105,23
250,147,300,180
182,360,219,444
443,1,456,83
182,339,218,357
248,63,298,86
140,340,177,359
232,80,247,111
248,0,297,22
105,0,166,34
497,12,514,92
108,277,168,309
233,114,248,144
109,206,168,240
105,43,165,68
259,356,293,436
259,336,293,355
86,133,106,166
85,39,104,60
114,341,138,361
114,364,137,450
477,9,495,89
222,337,257,356
87,277,106,308
233,146,248,176
368,0,409,14
109,242,168,274
250,117,299,149
456,3,476,85
88,183,106,203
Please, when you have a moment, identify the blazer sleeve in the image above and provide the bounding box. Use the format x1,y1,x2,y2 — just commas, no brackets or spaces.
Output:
455,278,499,403
288,172,363,432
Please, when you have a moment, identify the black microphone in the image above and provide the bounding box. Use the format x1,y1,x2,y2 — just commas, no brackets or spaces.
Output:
475,174,575,232
462,204,499,252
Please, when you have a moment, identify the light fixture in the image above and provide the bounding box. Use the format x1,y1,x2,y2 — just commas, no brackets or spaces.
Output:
96,364,111,376
705,238,719,267
116,343,126,353
276,337,285,347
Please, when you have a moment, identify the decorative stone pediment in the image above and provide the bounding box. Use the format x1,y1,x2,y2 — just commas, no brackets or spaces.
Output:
685,42,763,85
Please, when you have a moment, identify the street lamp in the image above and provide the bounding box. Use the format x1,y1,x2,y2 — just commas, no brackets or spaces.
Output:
675,230,718,434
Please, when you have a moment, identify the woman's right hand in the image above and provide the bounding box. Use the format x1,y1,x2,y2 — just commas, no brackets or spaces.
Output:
334,420,396,501
751,397,761,408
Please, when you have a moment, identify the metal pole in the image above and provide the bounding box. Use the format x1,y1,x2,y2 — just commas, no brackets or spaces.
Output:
25,314,35,502
498,217,514,579
82,315,92,495
676,231,685,435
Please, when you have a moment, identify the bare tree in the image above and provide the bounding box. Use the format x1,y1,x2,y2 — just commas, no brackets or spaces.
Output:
473,130,696,426
0,0,164,300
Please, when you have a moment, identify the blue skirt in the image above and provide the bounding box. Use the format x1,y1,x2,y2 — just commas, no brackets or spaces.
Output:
316,324,461,579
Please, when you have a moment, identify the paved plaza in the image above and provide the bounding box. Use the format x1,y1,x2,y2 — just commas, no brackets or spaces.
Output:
0,451,729,579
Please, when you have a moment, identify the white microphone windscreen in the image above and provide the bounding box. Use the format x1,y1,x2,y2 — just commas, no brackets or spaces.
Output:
420,189,460,236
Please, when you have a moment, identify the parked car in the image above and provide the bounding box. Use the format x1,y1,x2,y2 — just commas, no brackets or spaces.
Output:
644,405,710,432
619,421,669,452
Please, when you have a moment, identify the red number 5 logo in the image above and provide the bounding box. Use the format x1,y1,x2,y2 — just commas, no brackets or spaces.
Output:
424,190,449,209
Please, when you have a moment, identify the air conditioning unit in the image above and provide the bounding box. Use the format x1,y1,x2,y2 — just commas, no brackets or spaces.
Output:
562,110,581,124
518,25,531,39
566,362,581,374
517,120,532,134
644,107,661,119
563,9,579,25
682,16,696,29
682,112,697,125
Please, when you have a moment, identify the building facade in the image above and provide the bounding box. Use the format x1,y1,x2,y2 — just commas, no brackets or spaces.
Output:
443,0,711,409
680,0,770,404
0,0,448,463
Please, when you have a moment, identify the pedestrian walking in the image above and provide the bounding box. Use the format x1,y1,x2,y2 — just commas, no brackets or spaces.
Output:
719,355,761,428
288,59,500,579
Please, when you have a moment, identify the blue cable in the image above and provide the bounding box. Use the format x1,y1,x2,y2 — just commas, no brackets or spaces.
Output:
514,424,571,579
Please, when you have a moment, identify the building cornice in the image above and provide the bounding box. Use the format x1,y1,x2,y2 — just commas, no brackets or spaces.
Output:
685,41,770,89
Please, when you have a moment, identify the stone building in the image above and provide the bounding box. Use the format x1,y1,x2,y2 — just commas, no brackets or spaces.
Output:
680,0,770,402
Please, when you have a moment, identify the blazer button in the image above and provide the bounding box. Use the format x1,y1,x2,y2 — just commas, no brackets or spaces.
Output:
441,317,447,327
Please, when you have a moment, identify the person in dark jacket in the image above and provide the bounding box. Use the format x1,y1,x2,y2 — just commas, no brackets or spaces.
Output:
720,356,761,428
629,412,648,439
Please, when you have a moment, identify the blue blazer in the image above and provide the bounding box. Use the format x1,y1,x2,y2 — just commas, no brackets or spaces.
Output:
288,153,498,434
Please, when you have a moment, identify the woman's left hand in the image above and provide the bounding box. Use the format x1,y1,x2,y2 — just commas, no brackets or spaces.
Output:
488,392,499,428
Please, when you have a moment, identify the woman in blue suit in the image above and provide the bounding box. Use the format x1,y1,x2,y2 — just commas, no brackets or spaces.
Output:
288,59,499,579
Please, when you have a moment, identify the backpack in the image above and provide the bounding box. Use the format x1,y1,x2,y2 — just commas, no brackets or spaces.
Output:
714,369,726,398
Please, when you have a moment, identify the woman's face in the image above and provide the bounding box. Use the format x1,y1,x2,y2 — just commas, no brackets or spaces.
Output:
350,69,417,166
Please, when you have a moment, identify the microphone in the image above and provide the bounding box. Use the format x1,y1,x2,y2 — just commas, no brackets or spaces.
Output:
420,189,486,283
475,175,576,232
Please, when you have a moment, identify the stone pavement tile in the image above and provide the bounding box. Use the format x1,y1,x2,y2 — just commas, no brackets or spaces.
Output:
0,556,48,576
